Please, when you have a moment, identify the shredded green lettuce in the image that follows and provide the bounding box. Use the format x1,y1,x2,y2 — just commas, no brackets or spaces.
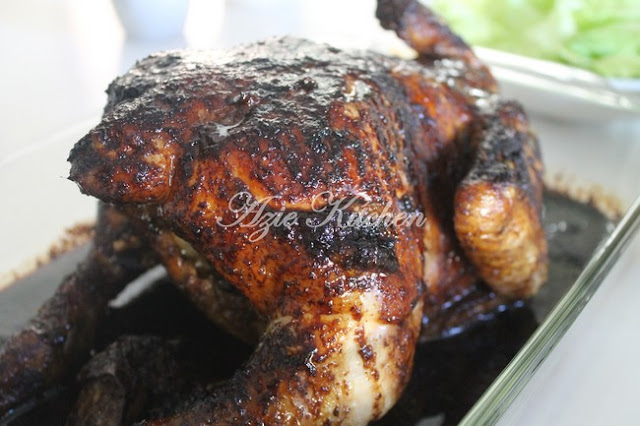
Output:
430,0,640,78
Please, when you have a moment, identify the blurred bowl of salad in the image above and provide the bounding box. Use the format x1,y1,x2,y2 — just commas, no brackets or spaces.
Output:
429,0,640,121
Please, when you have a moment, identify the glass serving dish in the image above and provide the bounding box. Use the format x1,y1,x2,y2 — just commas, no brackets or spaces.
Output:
0,96,639,425
460,114,640,425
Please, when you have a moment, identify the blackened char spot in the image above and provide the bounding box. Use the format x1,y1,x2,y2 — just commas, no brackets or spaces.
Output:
192,123,227,152
360,344,375,361
293,210,399,273
295,77,318,92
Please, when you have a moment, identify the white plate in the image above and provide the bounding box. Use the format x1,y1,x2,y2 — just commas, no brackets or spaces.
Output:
476,48,640,122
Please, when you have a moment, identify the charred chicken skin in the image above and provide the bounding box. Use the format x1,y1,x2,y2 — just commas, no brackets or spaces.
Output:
0,0,547,424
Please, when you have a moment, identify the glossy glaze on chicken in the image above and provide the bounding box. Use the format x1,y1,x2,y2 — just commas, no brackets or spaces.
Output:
0,0,547,424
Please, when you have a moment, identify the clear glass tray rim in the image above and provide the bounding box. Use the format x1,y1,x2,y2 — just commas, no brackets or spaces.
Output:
460,193,640,425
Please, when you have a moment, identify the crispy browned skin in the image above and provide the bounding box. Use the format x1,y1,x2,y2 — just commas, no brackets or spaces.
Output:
145,230,265,345
379,0,545,298
66,1,546,424
1,0,547,424
76,34,429,421
454,101,546,298
66,336,183,426
0,204,154,414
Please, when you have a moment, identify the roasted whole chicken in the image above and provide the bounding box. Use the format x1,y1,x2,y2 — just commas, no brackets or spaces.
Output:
0,0,547,424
